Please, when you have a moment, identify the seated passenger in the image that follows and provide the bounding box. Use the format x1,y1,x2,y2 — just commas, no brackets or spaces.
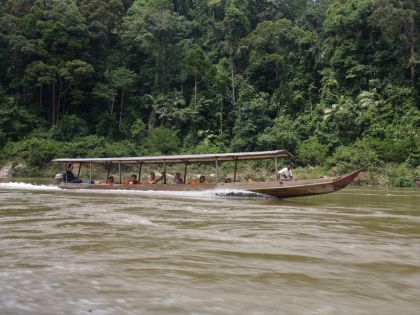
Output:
148,172,164,184
66,163,82,183
199,175,205,184
106,176,115,184
173,172,183,184
129,174,139,184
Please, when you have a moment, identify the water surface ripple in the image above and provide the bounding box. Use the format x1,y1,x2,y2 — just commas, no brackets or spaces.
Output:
0,183,419,315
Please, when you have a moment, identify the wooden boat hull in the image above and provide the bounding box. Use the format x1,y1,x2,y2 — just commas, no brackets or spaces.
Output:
58,170,361,198
246,169,362,197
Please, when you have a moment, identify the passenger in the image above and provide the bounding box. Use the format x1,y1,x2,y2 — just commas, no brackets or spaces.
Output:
65,163,82,183
148,172,164,184
106,176,115,184
173,172,183,184
199,175,205,184
129,174,139,184
278,162,294,181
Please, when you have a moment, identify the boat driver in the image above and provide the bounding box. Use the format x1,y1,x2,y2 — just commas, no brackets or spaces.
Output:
65,163,82,183
278,162,294,181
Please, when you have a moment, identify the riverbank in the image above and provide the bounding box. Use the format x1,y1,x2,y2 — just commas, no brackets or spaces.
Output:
1,159,418,188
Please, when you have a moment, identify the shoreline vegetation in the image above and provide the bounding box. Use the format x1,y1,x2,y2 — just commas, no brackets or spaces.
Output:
0,1,419,187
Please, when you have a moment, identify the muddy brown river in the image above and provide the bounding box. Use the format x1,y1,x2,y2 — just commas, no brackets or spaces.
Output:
0,181,419,314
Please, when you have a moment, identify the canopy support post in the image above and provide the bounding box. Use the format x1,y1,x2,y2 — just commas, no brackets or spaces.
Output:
138,162,143,184
118,161,121,184
163,161,167,184
183,162,188,184
274,156,278,180
105,162,112,182
77,163,82,178
89,162,92,183
233,158,238,182
64,163,67,183
215,159,219,183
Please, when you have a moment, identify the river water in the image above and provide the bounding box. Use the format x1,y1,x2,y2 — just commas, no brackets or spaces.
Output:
0,181,419,315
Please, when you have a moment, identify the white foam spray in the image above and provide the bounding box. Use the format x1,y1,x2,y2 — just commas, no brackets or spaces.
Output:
0,182,272,199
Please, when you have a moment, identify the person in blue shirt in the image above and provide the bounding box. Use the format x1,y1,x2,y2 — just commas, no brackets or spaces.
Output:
173,172,183,184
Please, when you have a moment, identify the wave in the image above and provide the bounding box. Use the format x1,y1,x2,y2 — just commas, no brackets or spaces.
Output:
0,182,59,191
71,187,273,199
0,182,272,199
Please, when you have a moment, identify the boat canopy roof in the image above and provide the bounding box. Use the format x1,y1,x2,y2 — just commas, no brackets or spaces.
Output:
52,150,293,165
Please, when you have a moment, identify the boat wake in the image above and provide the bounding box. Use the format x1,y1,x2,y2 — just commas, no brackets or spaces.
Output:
213,189,272,198
0,182,272,199
0,182,59,191
74,187,272,199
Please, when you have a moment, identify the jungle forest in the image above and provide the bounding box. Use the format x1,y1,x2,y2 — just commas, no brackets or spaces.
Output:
0,0,419,186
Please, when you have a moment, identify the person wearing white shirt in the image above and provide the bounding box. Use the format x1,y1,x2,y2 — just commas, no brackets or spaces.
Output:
278,162,294,181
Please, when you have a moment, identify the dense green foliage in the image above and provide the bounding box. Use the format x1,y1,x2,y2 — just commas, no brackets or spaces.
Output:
0,0,419,186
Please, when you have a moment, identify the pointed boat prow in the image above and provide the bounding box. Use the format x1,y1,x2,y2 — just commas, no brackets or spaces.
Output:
246,169,362,198
332,169,363,191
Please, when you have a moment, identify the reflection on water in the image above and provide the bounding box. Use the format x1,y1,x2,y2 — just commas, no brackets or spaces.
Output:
0,182,419,315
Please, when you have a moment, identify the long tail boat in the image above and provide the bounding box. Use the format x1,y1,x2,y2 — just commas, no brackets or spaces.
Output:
52,150,361,198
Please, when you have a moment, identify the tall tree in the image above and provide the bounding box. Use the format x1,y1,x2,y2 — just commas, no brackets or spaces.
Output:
120,0,188,92
182,44,208,108
370,0,419,88
56,60,94,124
244,18,317,114
105,67,138,128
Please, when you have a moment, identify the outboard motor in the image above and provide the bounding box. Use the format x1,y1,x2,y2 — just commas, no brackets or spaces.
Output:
54,173,64,184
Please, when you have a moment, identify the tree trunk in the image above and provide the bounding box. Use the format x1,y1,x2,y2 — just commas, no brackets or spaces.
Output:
110,94,115,114
52,82,56,126
411,43,416,87
155,54,159,89
148,111,156,131
56,80,70,125
56,79,63,125
231,68,236,106
39,85,43,111
219,102,223,136
194,73,197,109
409,0,416,87
62,96,66,117
161,33,166,86
119,89,124,129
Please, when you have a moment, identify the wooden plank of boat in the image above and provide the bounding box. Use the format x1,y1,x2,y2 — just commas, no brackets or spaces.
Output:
242,169,362,198
58,170,362,198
